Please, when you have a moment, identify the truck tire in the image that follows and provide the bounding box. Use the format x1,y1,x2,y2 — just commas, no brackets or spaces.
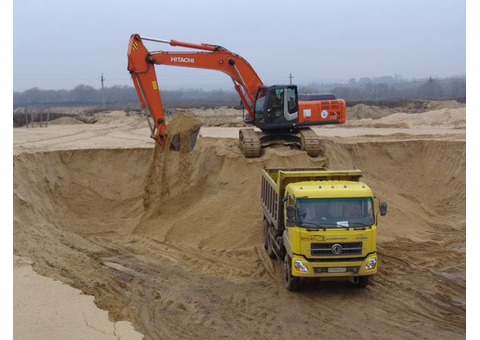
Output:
263,219,276,259
262,218,269,251
267,241,276,259
283,255,300,291
355,276,370,288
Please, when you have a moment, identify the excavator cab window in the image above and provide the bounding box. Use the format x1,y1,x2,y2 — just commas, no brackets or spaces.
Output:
254,87,268,123
254,85,299,128
267,88,284,119
286,87,298,114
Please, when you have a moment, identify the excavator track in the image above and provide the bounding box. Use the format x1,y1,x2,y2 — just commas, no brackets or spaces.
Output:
239,127,322,158
239,128,261,158
298,128,322,157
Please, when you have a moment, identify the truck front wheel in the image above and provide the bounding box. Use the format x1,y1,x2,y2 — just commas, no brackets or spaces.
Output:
355,276,370,288
283,255,300,291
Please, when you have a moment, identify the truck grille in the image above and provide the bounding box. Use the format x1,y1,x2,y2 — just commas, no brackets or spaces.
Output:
310,242,363,256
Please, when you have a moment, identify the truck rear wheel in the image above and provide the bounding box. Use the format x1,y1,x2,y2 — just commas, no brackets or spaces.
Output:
263,219,276,259
262,218,269,250
283,255,300,291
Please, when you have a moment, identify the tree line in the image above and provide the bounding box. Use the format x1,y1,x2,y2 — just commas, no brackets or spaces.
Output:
13,85,240,109
299,76,465,102
13,76,465,110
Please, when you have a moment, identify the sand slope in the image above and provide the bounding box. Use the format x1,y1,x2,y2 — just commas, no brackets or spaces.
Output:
13,102,466,339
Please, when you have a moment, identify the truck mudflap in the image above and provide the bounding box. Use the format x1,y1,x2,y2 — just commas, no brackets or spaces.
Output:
289,253,378,278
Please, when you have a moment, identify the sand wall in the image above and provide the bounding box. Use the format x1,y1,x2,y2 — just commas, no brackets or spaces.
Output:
13,137,465,339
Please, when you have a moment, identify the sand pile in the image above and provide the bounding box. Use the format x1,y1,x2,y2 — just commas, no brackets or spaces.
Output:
13,132,465,338
404,99,465,112
187,107,242,117
347,100,466,121
174,107,245,127
48,116,83,125
87,110,146,127
348,104,392,120
387,108,465,128
347,106,466,129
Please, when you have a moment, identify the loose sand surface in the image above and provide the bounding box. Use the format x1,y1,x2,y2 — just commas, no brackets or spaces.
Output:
13,102,466,339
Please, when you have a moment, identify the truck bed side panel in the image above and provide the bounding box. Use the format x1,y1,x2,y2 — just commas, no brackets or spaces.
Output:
261,171,280,229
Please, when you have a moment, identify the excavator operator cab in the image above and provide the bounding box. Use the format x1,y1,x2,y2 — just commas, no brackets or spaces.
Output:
253,85,299,130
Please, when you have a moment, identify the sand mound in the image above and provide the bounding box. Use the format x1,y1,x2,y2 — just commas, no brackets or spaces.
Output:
82,110,146,127
347,106,466,129
347,100,466,121
48,116,83,125
165,107,246,127
94,110,131,124
348,104,391,120
381,107,466,128
13,136,465,339
187,106,242,117
406,100,465,112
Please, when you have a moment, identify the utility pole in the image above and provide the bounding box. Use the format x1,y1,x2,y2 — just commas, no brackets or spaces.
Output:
101,74,106,109
289,72,293,85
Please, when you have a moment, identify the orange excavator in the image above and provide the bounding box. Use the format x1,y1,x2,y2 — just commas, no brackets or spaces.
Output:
127,34,346,157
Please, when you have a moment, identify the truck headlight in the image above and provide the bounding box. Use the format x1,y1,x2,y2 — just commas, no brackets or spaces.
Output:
294,260,309,273
365,257,377,270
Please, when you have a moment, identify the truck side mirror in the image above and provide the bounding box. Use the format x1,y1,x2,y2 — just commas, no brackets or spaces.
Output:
286,205,296,226
286,205,296,218
379,201,387,216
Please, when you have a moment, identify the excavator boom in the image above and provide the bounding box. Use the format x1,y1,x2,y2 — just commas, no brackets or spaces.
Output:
127,34,262,149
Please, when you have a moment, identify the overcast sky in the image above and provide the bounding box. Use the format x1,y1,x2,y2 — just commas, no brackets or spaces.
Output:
13,0,466,92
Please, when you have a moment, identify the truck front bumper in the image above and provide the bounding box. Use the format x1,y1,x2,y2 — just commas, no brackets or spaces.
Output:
291,253,378,278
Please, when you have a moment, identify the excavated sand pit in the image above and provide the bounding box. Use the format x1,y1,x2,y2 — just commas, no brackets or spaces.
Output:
13,132,465,339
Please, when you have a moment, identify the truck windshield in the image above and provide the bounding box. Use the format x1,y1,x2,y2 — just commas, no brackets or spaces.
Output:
296,197,374,228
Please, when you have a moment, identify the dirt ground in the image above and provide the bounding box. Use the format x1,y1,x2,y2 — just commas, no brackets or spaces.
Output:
13,101,466,339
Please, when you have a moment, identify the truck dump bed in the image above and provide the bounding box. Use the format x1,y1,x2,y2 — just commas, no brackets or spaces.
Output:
261,168,363,229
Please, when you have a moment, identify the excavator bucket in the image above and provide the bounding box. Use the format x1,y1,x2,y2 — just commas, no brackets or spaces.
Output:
169,123,201,152
167,112,202,152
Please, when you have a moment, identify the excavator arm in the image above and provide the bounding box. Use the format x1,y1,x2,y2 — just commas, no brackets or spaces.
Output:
127,33,263,147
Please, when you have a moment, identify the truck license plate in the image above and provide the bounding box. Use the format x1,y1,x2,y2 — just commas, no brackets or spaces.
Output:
328,267,347,273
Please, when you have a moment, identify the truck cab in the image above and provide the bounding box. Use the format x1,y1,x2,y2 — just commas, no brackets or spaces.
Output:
261,168,387,291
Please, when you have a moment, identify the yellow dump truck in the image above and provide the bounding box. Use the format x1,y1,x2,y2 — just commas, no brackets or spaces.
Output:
261,168,387,291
